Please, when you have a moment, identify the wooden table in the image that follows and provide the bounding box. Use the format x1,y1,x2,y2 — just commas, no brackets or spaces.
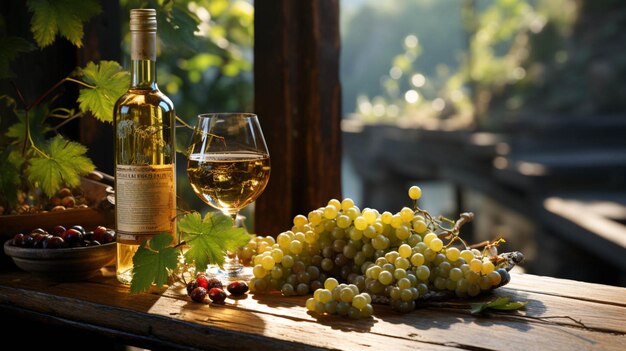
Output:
0,268,625,350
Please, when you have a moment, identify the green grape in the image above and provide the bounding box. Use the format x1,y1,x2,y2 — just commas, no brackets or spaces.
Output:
306,297,316,311
407,233,422,246
340,287,355,302
400,288,413,302
390,214,403,228
318,289,333,303
253,264,267,278
393,268,407,280
394,257,410,270
449,267,463,281
346,207,360,220
360,304,374,318
429,238,443,252
271,266,284,279
398,244,412,258
341,198,355,211
262,255,276,270
381,211,393,224
481,260,495,275
487,270,502,286
378,270,393,285
362,209,377,224
363,225,377,238
408,185,422,200
400,207,414,222
445,247,460,261
385,251,399,264
352,294,367,309
349,227,363,240
397,277,411,290
325,300,338,314
469,259,482,273
336,214,352,229
416,265,430,280
412,219,428,234
324,205,338,219
294,214,308,227
354,216,367,231
371,235,390,250
410,253,425,266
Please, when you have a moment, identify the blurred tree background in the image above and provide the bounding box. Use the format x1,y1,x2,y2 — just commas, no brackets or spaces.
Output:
342,0,626,130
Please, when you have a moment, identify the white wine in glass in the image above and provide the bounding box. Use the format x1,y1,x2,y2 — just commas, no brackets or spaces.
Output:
187,113,270,280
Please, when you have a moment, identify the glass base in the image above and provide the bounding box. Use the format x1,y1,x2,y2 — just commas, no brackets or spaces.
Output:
207,265,253,285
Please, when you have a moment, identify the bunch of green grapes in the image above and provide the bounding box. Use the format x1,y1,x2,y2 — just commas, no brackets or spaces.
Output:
243,186,515,315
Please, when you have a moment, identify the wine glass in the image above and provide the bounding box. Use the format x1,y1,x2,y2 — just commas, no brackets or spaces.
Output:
186,113,271,281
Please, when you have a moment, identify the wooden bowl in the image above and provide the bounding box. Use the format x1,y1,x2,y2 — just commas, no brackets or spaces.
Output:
3,240,116,281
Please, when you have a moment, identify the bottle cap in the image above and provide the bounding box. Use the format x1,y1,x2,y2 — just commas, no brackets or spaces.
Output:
130,9,157,32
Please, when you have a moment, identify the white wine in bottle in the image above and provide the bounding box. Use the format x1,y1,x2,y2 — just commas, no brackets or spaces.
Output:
113,9,176,284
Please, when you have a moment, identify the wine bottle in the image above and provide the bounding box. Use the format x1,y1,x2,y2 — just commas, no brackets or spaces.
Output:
113,9,176,284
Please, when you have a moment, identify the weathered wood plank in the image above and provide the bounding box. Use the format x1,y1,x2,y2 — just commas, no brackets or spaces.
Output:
1,271,625,350
506,273,626,306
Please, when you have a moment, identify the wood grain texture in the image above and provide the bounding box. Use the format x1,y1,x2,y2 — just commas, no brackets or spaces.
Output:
254,0,342,236
0,270,625,350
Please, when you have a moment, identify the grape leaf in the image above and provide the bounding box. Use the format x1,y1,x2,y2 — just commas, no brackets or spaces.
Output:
470,297,527,314
27,0,101,48
27,135,95,197
0,36,35,79
5,101,52,146
76,61,130,123
130,233,179,294
0,149,21,209
179,212,251,272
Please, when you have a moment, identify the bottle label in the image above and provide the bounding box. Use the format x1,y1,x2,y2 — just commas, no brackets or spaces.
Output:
115,164,175,244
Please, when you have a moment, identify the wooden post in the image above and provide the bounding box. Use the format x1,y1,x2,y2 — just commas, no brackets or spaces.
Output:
254,1,342,236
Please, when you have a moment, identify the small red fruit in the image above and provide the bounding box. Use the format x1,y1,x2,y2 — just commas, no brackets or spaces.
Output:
196,275,209,290
93,226,108,241
190,287,208,302
207,277,223,290
208,288,226,304
186,281,199,295
227,281,249,296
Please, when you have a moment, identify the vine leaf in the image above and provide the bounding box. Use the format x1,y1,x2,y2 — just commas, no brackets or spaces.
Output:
0,149,21,209
27,135,95,197
179,212,251,272
27,0,101,48
0,37,35,79
77,61,130,123
130,234,179,294
470,297,528,315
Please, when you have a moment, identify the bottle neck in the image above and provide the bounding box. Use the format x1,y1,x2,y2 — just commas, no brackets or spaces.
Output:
130,60,157,89
130,30,157,89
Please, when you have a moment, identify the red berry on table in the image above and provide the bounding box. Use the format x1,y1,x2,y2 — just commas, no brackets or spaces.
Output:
196,275,209,290
208,288,227,304
186,281,199,295
227,281,249,296
190,287,207,303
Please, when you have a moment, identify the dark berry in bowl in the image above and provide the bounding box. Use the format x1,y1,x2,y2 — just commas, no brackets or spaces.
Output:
12,233,26,247
71,225,86,235
52,225,66,237
62,229,83,245
45,236,65,249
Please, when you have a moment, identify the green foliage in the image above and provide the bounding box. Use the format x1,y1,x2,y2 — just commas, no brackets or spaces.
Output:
77,61,130,123
470,296,528,314
26,0,101,48
0,37,35,79
130,233,179,293
27,135,95,197
130,212,251,293
179,212,251,271
0,149,21,208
